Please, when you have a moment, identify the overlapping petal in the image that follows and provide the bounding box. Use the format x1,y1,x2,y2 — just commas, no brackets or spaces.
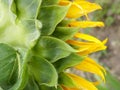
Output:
74,57,106,82
65,73,98,90
74,33,102,43
67,33,107,55
59,0,102,18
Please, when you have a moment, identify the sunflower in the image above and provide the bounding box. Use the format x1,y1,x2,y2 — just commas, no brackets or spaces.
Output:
57,0,107,90
0,0,107,90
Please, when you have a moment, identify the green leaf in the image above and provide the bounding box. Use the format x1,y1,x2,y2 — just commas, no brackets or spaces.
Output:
24,76,39,90
27,56,58,86
37,5,70,35
59,72,77,88
0,43,17,89
9,68,28,90
0,20,40,49
52,27,80,41
9,50,30,90
0,1,40,49
97,85,108,90
41,0,60,6
58,20,73,26
0,87,3,90
106,72,120,90
39,85,63,90
33,36,76,62
97,71,120,90
11,0,42,20
54,53,85,72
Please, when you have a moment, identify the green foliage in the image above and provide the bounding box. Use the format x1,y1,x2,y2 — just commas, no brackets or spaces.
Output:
39,85,63,90
11,0,42,20
0,44,17,89
37,5,70,35
41,0,60,6
54,53,85,72
0,0,85,90
52,27,80,41
58,73,77,88
97,72,120,90
33,36,76,62
0,0,40,48
27,56,58,86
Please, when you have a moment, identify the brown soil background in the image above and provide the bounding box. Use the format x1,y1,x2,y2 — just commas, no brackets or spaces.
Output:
90,14,120,80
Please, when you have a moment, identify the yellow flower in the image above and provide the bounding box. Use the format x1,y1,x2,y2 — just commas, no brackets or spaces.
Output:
67,33,107,55
58,0,107,90
60,57,106,90
74,57,106,82
59,0,102,18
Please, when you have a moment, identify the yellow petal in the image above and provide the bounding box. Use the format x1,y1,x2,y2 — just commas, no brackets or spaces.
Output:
59,0,102,18
67,2,84,18
59,0,71,6
77,43,107,55
74,33,107,53
74,57,106,82
84,57,106,74
75,1,102,14
74,33,102,43
77,45,100,55
68,21,104,28
59,1,83,18
67,40,96,47
67,73,98,90
67,39,107,55
102,38,108,44
59,1,87,18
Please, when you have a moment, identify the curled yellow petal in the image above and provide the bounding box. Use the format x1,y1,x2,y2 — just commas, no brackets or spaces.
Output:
74,57,106,82
59,0,102,18
72,33,107,54
68,21,104,28
102,38,108,44
74,33,102,43
67,73,98,90
84,57,106,74
67,40,95,46
75,0,102,13
59,1,84,18
77,43,107,55
67,37,107,55
78,45,106,55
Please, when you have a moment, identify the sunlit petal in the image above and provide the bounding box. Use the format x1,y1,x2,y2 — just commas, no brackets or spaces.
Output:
68,21,104,28
74,33,102,43
74,57,106,82
75,0,102,13
59,0,102,18
67,73,98,90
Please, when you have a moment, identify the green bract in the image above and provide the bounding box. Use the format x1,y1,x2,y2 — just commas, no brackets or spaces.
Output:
0,0,84,90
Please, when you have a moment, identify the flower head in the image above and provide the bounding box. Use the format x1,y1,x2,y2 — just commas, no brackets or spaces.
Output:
58,0,107,90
